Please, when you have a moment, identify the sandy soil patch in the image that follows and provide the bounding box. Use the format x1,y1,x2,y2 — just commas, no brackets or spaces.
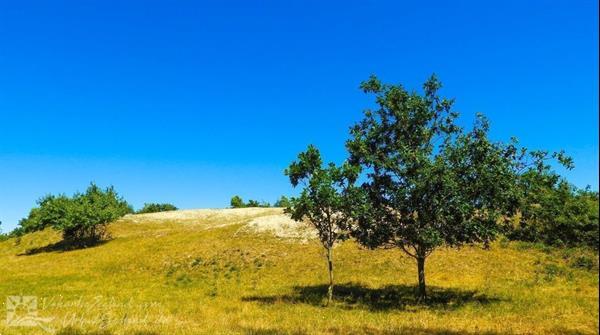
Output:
124,208,316,240
243,213,317,241
124,207,280,225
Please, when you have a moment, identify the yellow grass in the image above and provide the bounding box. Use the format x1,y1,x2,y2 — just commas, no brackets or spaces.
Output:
0,208,598,334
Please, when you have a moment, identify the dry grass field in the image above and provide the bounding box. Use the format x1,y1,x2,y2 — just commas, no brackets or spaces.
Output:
0,208,598,334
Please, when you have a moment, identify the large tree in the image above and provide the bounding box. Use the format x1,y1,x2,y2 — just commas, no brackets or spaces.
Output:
285,145,358,304
346,75,561,299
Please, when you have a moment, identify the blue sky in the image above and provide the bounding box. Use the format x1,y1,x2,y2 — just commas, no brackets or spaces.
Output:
0,0,598,231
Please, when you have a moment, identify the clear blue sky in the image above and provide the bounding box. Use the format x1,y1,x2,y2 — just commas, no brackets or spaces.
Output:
0,0,598,232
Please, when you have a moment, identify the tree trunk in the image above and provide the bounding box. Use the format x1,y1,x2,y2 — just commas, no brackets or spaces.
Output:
326,246,334,305
417,255,426,300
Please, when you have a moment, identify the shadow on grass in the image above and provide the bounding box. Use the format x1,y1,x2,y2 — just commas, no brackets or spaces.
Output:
18,239,109,256
242,282,503,311
241,326,589,335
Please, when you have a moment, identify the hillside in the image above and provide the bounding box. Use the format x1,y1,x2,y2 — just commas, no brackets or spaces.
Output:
0,208,598,335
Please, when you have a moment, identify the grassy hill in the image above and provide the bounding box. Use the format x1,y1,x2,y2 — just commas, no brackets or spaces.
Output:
0,208,598,335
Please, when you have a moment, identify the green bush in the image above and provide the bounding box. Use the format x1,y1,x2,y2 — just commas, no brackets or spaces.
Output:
137,203,178,214
18,183,132,246
569,255,597,271
0,221,8,242
230,196,270,208
540,263,570,281
230,195,245,208
274,196,291,208
246,199,270,208
507,170,599,250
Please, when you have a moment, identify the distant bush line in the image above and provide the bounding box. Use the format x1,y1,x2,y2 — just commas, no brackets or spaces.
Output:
229,195,291,208
137,203,178,214
1,186,596,252
505,177,598,250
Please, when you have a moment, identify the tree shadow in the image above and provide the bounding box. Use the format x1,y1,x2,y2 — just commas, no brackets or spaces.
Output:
242,282,504,311
18,238,109,256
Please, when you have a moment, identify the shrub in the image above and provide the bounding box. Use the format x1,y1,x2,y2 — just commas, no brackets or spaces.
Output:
19,194,72,233
569,255,596,271
274,196,291,208
137,203,178,214
230,196,270,208
540,263,570,281
0,221,8,242
246,199,270,208
8,226,25,238
230,195,245,208
507,171,599,250
18,183,132,246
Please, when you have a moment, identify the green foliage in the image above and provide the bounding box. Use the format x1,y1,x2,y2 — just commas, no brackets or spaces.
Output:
345,74,567,298
274,196,291,208
230,195,245,208
537,262,571,282
230,195,270,208
18,194,72,233
568,255,597,271
247,199,271,208
286,145,358,248
508,169,599,249
137,203,178,214
0,221,8,242
285,144,359,303
18,183,132,246
8,226,25,238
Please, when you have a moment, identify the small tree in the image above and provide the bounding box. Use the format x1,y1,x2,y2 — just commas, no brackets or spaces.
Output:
347,75,563,299
285,145,358,304
230,195,245,208
18,183,132,246
274,196,291,208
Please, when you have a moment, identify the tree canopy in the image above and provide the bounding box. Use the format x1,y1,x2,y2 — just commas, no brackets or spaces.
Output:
285,144,359,303
346,74,569,298
18,183,132,246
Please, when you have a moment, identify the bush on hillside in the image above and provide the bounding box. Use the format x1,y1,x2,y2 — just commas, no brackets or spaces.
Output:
274,196,291,208
230,195,270,208
137,203,178,214
18,183,132,246
507,170,599,250
246,199,270,208
0,221,8,242
230,195,245,208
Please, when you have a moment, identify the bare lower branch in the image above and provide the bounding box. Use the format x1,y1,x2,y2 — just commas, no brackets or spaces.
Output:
399,243,417,259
